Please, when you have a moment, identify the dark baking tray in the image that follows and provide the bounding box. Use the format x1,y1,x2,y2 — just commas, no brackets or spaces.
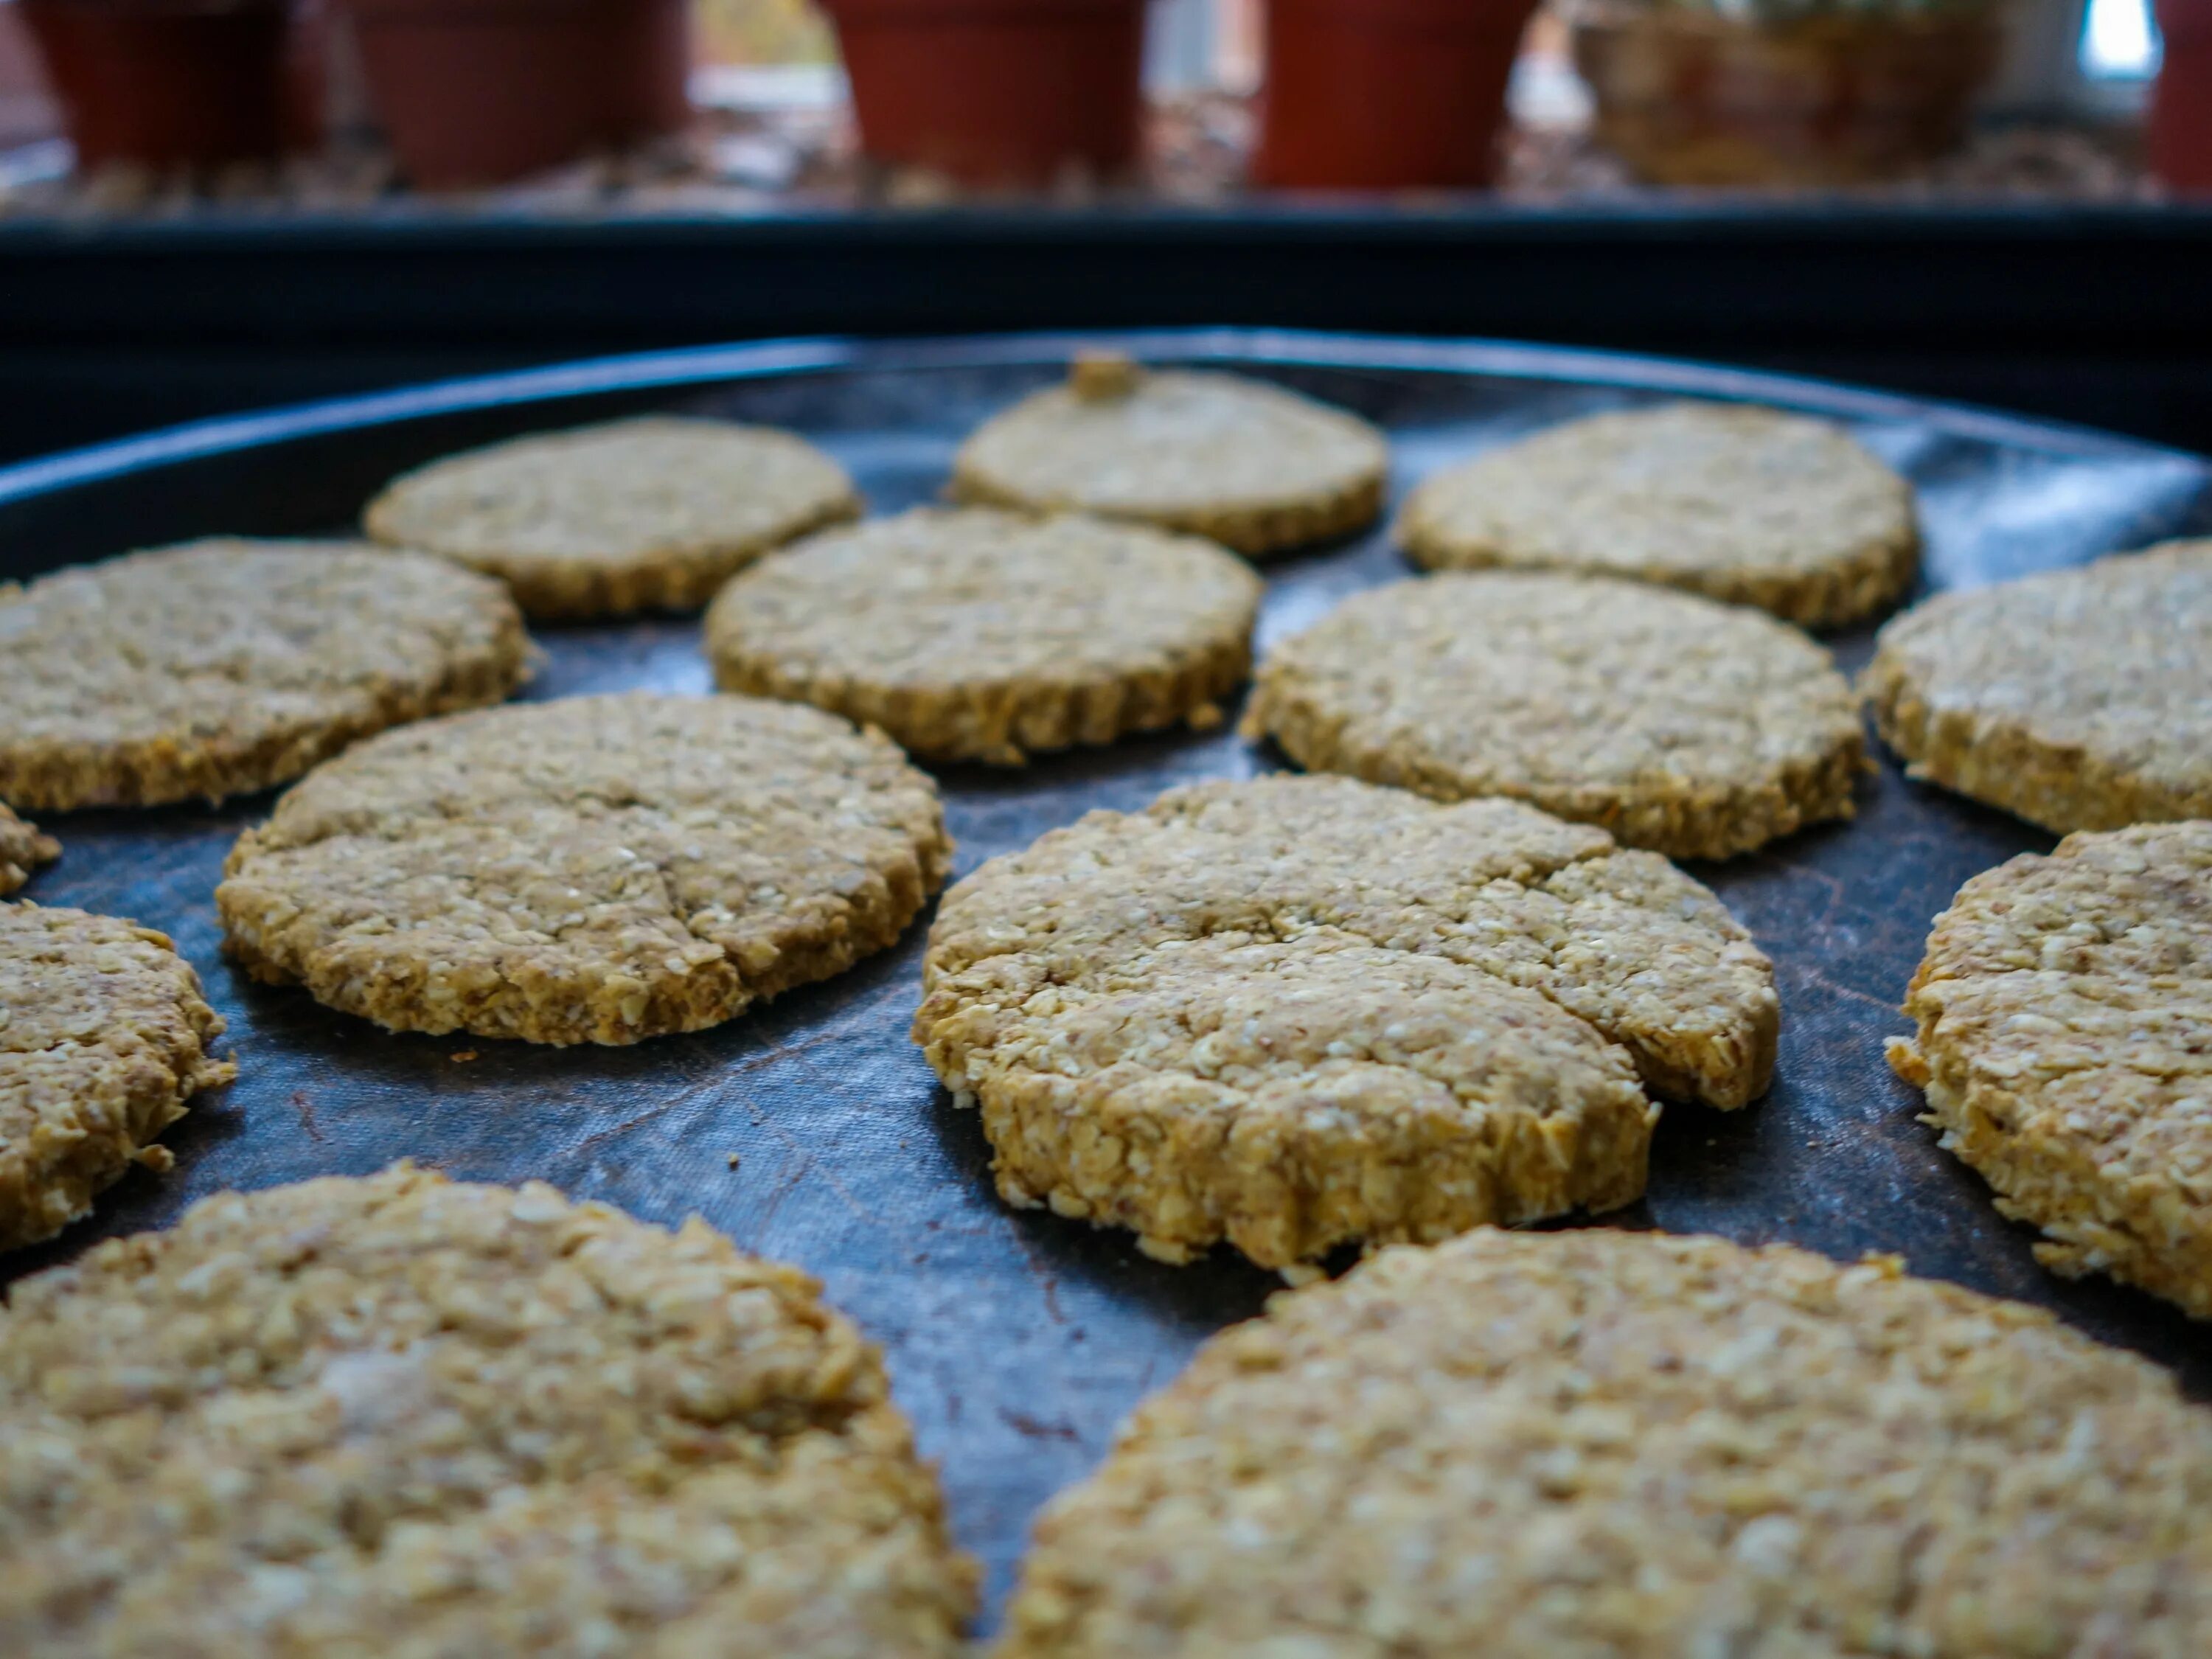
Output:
4,330,2209,1627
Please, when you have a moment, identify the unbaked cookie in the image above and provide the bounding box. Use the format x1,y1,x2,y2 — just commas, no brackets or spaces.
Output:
705,507,1262,765
1863,540,2212,834
0,807,55,895
1397,401,1920,627
366,416,862,619
0,538,531,811
0,902,232,1251
218,693,950,1046
1245,571,1865,860
914,776,1776,1272
950,354,1388,557
0,1164,978,1656
998,1227,2212,1658
1891,819,2212,1318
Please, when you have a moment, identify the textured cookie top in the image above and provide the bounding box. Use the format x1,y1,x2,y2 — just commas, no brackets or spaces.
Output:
1247,572,1863,858
0,903,232,1251
365,417,861,615
1397,403,1918,625
950,360,1388,552
0,1164,976,1656
999,1227,2212,1658
0,538,532,810
1863,540,2212,831
218,693,950,1046
0,806,55,895
922,775,1776,1110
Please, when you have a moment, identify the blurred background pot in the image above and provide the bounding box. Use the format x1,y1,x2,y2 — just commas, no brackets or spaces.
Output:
1571,1,2009,187
343,0,690,189
1253,0,1543,189
21,0,290,170
821,0,1147,188
2149,0,2212,191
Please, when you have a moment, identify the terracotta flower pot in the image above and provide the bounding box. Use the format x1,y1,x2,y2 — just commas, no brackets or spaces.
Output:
21,0,290,170
342,0,689,189
1253,0,1542,191
821,0,1147,188
2150,0,2212,192
1571,4,2006,187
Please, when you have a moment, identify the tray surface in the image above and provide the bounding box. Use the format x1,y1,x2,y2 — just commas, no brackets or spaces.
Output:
4,331,2209,1626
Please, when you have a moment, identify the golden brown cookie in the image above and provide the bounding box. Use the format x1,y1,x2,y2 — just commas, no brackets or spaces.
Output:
0,1164,978,1656
704,507,1262,765
0,902,232,1251
998,1227,2212,1658
1890,820,2212,1318
1863,540,2212,834
218,693,951,1046
0,806,56,895
365,416,863,619
0,538,531,812
950,354,1388,557
1245,571,1865,860
915,776,1776,1273
1397,401,1920,627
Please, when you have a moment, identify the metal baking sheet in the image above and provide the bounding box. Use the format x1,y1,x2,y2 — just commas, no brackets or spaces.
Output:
4,331,2208,1627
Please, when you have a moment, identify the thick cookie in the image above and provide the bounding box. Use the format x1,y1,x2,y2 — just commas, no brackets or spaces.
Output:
366,416,863,619
0,902,232,1251
219,693,951,1046
0,806,56,895
915,776,1776,1273
998,1227,2212,1658
0,1164,978,1656
1245,571,1865,860
1891,820,2212,1318
0,538,531,811
705,507,1262,765
1397,402,1920,627
950,354,1388,557
1863,540,2212,834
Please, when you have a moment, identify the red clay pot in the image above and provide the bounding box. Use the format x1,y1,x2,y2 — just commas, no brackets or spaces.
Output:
822,0,1146,188
2150,0,2212,192
343,0,689,189
21,0,289,170
1254,0,1541,190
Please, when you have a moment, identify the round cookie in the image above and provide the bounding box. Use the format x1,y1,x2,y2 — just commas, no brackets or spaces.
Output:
1397,401,1920,627
0,538,532,812
218,692,951,1046
365,416,863,619
1244,571,1865,860
998,1227,2212,1658
1863,540,2212,834
0,902,232,1251
914,776,1777,1273
705,507,1262,765
949,354,1389,557
0,1164,978,1656
0,806,55,895
1891,819,2212,1318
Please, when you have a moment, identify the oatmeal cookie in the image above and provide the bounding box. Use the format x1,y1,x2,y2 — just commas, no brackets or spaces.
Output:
0,806,56,895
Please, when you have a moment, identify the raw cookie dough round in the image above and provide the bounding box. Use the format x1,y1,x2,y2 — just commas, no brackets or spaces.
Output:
0,902,232,1251
1862,540,2212,834
0,1164,978,1657
0,538,532,811
1244,571,1865,860
950,355,1389,557
705,507,1262,765
366,416,863,619
218,693,951,1046
1891,819,2212,1318
914,775,1776,1272
1397,401,1920,627
998,1227,2212,1658
0,806,56,895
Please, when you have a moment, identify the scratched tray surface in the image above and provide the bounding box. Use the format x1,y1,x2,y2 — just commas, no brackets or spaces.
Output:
4,333,2210,1625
